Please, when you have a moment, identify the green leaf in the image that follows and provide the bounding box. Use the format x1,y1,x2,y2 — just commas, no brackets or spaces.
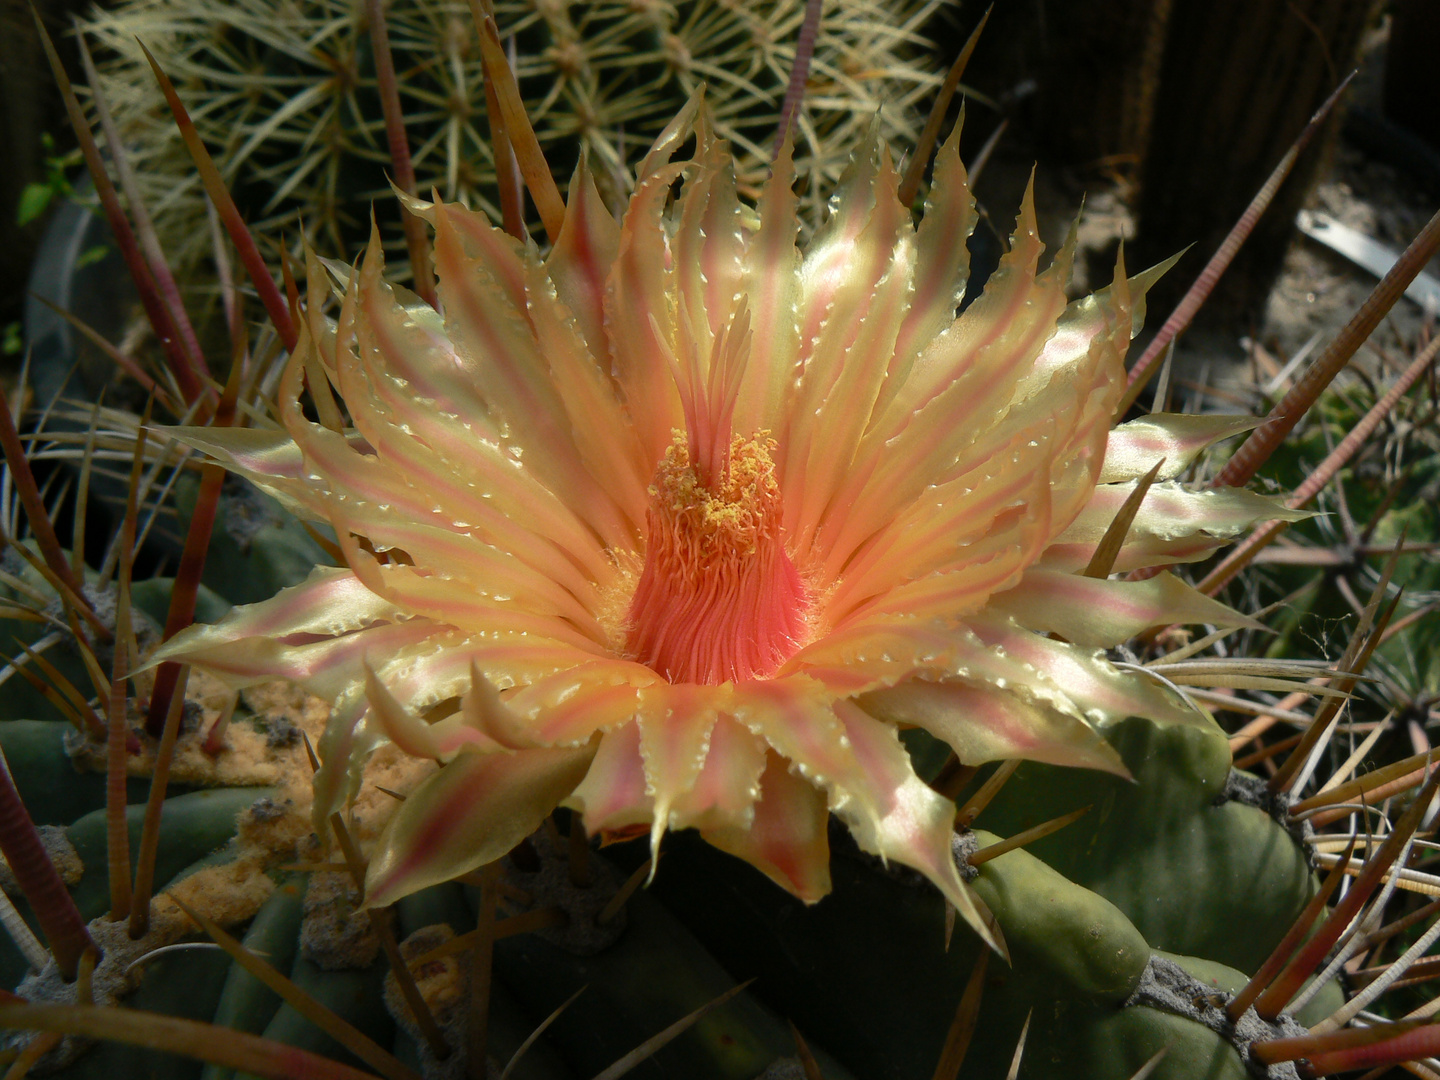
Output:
16,182,54,226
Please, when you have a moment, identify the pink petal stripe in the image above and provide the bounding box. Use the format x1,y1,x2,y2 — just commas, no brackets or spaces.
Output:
314,634,594,824
783,149,915,552
156,566,399,642
308,261,619,587
154,618,442,703
167,426,308,481
703,751,832,903
280,408,604,622
790,136,885,381
314,627,535,828
348,229,492,423
831,700,1006,957
878,120,975,418
826,394,1070,596
636,684,721,854
731,136,801,438
731,677,858,793
673,129,745,354
1052,482,1311,547
1021,250,1167,396
838,538,1037,627
337,533,606,653
547,163,622,369
1099,413,1261,484
407,194,529,311
821,188,1074,567
327,349,617,589
860,680,1129,776
569,721,653,835
365,746,595,909
523,257,650,532
328,504,603,633
991,569,1260,648
1039,536,1240,574
670,716,768,833
861,174,1056,447
431,211,633,551
787,620,958,692
965,615,1204,728
507,665,654,745
364,665,506,761
607,160,689,465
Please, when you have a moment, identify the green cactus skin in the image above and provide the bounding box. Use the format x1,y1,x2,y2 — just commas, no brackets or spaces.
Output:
0,785,273,993
64,943,236,1080
63,789,276,928
200,877,307,1080
0,720,161,827
246,952,395,1077
392,882,577,1080
490,876,858,1080
967,828,1150,1004
971,719,1316,976
592,713,1339,1080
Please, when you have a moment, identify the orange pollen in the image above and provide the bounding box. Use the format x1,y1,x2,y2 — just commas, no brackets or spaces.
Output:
625,433,809,685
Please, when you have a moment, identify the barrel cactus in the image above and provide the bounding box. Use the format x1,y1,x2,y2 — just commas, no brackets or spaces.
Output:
4,7,1438,1079
79,0,946,281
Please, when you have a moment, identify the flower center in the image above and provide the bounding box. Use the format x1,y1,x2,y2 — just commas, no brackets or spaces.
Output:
625,433,809,684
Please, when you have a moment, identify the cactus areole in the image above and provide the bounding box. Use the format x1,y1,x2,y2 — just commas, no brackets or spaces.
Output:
152,94,1300,953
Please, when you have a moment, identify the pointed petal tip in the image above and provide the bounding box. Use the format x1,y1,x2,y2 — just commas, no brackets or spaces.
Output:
945,872,1010,963
364,745,593,910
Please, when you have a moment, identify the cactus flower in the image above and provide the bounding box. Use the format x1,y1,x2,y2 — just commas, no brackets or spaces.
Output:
156,99,1293,951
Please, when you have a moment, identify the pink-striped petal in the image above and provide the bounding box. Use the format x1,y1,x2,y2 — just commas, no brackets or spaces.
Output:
636,684,722,853
547,161,621,368
312,632,601,824
1042,482,1311,572
153,615,442,702
731,134,801,438
991,568,1260,647
703,751,832,903
607,159,688,464
964,614,1205,729
153,566,399,643
1099,413,1261,484
669,715,767,833
569,721,653,837
781,144,914,550
364,665,505,761
523,254,649,532
831,700,1006,958
504,664,653,745
820,182,1078,568
860,679,1129,776
876,118,975,420
365,746,594,909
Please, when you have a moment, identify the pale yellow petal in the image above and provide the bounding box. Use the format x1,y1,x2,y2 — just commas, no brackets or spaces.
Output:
702,750,831,903
569,721,653,836
860,679,1129,776
1100,413,1262,484
991,569,1262,648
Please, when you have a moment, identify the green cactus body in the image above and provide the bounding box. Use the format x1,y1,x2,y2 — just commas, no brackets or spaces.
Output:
589,717,1341,1080
80,0,946,283
200,877,307,1080
974,719,1317,974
